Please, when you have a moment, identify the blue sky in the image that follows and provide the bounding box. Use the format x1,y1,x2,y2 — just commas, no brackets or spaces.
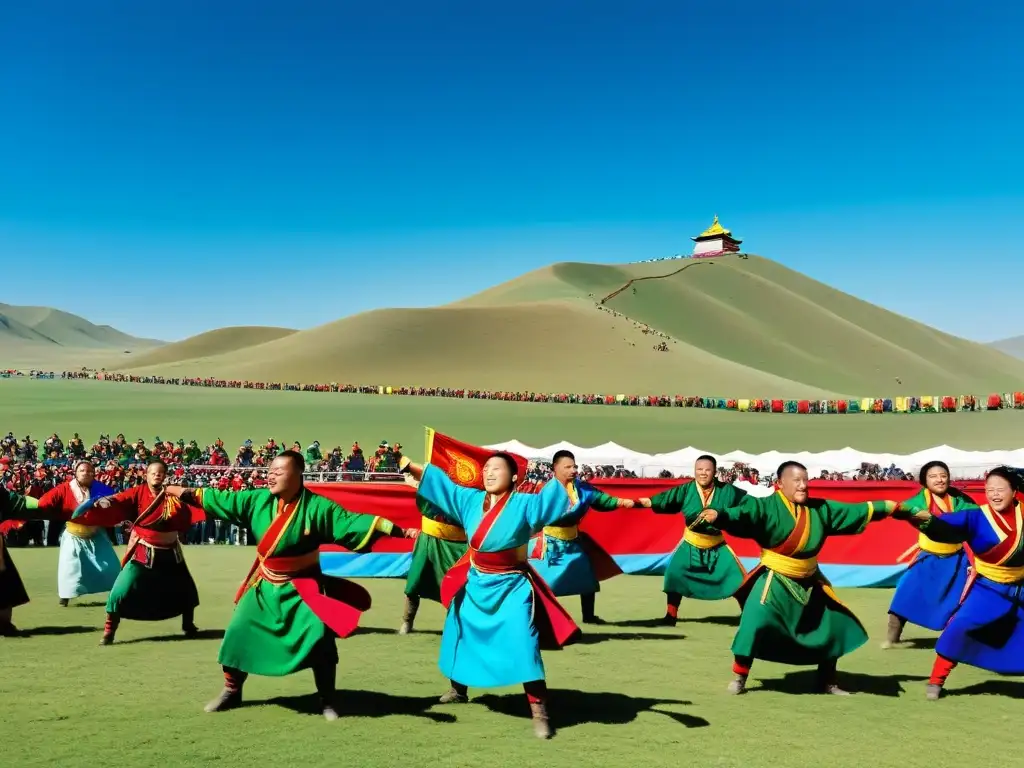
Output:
2,1,1021,342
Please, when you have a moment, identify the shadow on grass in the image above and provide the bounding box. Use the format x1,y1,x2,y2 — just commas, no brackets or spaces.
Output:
685,614,741,627
19,625,98,637
71,600,108,608
474,688,710,734
900,637,938,650
947,680,1024,699
575,630,685,645
605,618,677,629
756,670,927,697
118,628,225,644
264,689,457,723
355,626,443,637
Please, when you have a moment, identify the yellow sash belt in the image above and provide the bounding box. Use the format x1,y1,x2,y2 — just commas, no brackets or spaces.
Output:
917,532,962,556
974,560,1024,584
65,522,99,539
760,550,818,579
683,529,724,549
421,516,467,542
543,525,579,541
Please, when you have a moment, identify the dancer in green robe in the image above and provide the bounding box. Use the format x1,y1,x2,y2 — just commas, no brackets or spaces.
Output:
166,450,416,720
639,455,747,625
399,494,468,634
701,461,899,695
0,489,39,635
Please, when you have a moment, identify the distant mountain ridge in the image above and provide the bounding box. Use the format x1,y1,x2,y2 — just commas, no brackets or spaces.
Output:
0,303,164,349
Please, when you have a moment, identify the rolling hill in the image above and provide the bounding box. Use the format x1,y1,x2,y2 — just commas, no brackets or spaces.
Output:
114,253,1024,397
0,303,163,350
989,336,1024,360
126,326,299,368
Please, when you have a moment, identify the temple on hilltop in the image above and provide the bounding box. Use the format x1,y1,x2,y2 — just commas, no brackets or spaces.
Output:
691,215,742,257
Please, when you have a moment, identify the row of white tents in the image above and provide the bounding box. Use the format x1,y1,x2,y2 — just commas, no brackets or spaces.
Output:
485,440,1020,481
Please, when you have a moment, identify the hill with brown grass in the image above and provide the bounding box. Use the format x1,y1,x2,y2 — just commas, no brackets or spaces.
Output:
126,326,298,369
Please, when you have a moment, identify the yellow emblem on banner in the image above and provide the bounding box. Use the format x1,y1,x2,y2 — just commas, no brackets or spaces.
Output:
443,449,480,486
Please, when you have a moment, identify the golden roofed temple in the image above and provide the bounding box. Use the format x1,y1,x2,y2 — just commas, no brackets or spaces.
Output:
691,215,742,257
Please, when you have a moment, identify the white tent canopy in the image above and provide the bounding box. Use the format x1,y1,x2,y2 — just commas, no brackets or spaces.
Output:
485,441,1021,480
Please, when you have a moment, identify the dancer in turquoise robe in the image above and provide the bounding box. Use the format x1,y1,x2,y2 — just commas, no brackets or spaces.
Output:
402,453,575,739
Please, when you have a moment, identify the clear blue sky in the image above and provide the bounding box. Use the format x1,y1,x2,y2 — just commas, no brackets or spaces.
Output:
2,1,1021,342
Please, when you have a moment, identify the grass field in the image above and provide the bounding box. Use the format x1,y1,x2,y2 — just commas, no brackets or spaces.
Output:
3,546,1021,768
4,377,1024,456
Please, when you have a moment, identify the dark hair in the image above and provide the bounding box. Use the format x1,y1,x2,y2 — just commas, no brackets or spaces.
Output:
986,466,1021,492
486,452,519,480
146,458,168,471
776,460,807,479
552,450,576,465
277,450,306,473
695,454,717,469
918,460,951,487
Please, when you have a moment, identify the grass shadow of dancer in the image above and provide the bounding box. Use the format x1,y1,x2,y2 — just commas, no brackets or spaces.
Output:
474,688,709,736
263,689,457,722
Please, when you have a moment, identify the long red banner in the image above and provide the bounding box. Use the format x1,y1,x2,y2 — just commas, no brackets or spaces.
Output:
310,479,989,566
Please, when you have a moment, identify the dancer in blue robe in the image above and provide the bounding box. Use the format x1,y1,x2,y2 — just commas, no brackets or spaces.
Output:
885,460,973,646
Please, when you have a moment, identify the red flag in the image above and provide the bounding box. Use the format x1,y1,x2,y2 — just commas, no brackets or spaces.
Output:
425,428,530,489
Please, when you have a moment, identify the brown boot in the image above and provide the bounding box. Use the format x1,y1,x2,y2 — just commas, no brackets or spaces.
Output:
59,598,69,607
100,613,119,645
882,613,904,649
530,701,551,739
0,621,21,638
925,683,942,701
726,674,747,695
439,681,469,704
399,595,419,635
205,688,242,712
818,661,850,695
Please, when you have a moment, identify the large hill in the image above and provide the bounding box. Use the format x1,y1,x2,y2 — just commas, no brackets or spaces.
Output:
110,254,1024,397
989,336,1024,360
126,326,298,369
0,303,163,350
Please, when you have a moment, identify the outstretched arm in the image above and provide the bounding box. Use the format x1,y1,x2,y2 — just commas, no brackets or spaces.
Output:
317,498,417,550
0,489,39,521
823,499,901,536
698,496,768,539
581,483,635,511
902,508,973,545
638,484,686,514
525,479,573,529
169,486,256,526
403,461,482,528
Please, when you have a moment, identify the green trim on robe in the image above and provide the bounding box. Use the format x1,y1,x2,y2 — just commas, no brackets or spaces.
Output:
404,498,467,602
201,487,386,676
715,493,890,664
648,481,747,599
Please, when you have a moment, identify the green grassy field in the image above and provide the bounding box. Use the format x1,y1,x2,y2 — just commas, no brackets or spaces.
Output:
3,546,1020,768
4,377,1024,456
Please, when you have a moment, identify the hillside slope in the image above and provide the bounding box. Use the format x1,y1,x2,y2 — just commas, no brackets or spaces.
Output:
125,301,833,396
455,255,1024,394
989,336,1024,360
127,326,298,368
0,303,163,349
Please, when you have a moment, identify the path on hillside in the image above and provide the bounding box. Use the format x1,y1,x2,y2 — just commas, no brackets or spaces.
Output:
599,259,717,303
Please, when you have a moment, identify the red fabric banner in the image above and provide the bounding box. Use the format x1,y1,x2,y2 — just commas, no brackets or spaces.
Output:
425,429,530,489
311,479,990,566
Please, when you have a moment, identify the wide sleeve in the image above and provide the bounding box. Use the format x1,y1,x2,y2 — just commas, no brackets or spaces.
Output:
524,480,572,529
35,485,69,517
0,489,39,521
415,464,484,528
712,495,771,539
918,508,974,545
195,488,260,526
580,483,625,511
312,496,395,552
71,486,140,524
823,499,896,536
647,484,687,515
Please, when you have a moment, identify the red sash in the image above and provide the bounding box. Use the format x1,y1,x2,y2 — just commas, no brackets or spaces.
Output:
121,489,175,568
440,491,581,650
240,494,371,639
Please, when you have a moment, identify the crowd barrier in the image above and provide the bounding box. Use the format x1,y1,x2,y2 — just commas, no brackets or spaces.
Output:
11,369,1024,415
312,478,987,588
